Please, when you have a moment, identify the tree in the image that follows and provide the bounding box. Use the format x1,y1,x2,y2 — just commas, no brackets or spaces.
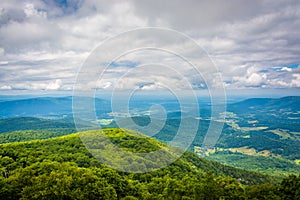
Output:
246,184,280,200
279,174,300,200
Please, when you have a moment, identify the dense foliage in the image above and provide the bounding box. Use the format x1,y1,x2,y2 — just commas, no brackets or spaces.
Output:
0,117,75,134
207,151,300,177
0,129,75,144
0,128,299,199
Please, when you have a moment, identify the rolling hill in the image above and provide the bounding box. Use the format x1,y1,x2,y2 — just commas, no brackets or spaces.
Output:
0,96,299,179
1,128,292,200
228,96,300,113
0,117,76,134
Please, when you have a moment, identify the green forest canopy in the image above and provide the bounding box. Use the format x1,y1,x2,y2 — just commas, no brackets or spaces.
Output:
0,128,299,199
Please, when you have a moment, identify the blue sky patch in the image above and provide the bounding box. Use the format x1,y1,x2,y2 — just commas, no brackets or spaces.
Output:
286,63,299,69
110,60,139,68
264,63,299,72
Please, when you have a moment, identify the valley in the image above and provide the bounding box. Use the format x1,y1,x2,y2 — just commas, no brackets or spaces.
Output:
0,95,300,199
0,96,299,178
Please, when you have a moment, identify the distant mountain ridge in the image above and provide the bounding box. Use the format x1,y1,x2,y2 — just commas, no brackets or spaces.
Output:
228,96,300,113
1,95,299,119
0,96,111,119
0,96,300,178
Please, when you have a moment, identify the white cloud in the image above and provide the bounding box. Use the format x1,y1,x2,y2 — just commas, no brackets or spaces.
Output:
46,79,62,90
0,48,4,56
0,0,300,93
291,74,300,87
281,67,292,72
24,3,47,18
0,85,12,90
233,72,267,87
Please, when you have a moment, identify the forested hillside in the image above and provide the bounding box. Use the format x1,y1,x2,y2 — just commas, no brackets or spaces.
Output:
0,128,299,199
0,117,76,134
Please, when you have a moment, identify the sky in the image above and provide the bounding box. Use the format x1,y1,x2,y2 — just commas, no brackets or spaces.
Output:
0,0,300,97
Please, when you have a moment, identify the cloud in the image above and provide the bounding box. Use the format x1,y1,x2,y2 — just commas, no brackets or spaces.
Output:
0,85,12,90
233,72,267,87
46,79,62,90
24,3,47,18
291,74,300,87
0,0,300,93
281,67,292,72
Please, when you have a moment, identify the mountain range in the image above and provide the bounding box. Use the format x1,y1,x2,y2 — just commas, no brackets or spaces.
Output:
0,96,299,177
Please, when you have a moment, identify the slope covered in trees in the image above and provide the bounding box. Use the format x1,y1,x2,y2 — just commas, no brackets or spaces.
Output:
0,117,76,134
1,128,299,199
